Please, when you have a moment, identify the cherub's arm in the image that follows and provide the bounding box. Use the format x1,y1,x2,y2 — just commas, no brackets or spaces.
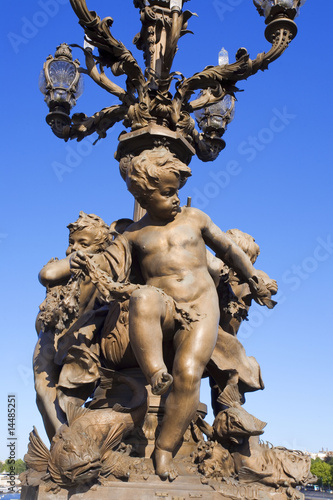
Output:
200,213,255,280
38,256,72,286
199,210,276,308
39,248,95,286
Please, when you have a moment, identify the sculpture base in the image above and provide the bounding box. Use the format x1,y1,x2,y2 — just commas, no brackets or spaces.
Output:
21,458,304,500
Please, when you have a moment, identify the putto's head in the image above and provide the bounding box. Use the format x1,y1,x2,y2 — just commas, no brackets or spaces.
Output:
66,212,112,255
226,228,260,264
124,146,192,209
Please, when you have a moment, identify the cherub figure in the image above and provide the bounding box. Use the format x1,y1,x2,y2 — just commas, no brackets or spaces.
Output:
218,228,278,336
34,212,113,440
207,228,278,416
116,146,276,479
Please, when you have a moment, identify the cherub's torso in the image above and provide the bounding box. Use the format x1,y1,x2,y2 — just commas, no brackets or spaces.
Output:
125,208,217,305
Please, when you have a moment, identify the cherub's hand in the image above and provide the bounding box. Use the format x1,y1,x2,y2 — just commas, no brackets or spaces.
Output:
69,251,89,273
248,275,277,309
266,278,278,295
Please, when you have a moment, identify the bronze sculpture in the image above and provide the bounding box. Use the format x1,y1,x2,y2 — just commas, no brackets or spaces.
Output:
34,212,114,440
22,158,314,496
21,1,315,499
120,147,274,479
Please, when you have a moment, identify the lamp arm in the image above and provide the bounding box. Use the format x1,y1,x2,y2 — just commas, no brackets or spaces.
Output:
51,104,128,142
175,17,297,111
78,48,133,106
69,0,146,99
187,84,239,113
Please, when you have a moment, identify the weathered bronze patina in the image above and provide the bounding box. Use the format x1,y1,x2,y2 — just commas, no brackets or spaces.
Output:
23,1,313,499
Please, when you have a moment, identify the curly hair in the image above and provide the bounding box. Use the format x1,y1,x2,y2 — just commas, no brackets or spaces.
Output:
125,147,192,206
67,212,112,251
226,228,260,264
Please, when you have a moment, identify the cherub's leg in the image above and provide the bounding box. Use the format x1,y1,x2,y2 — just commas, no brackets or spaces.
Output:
33,331,65,441
155,309,219,479
129,287,174,396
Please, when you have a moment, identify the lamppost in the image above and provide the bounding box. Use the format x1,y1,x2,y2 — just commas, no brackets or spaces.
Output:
30,0,311,497
39,0,305,173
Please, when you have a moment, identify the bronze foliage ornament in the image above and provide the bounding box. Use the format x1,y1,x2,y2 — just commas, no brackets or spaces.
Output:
40,0,302,162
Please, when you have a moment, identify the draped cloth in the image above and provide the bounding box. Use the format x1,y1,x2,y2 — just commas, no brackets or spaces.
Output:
207,327,264,395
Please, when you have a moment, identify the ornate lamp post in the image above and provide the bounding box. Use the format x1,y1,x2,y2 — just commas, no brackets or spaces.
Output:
39,0,305,161
25,1,313,498
38,0,306,219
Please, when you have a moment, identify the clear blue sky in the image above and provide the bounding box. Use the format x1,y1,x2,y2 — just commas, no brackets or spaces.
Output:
1,0,332,461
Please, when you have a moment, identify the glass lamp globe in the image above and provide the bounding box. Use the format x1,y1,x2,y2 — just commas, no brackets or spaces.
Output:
39,43,83,114
253,0,306,21
39,43,83,136
194,94,235,138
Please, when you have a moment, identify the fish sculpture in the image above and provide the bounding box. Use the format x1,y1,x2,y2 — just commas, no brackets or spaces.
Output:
233,438,316,488
24,368,148,487
197,384,266,444
214,384,266,441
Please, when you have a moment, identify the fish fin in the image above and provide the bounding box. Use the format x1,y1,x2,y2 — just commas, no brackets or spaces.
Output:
217,383,242,408
24,427,50,472
100,453,118,477
252,415,267,432
238,465,273,483
100,422,126,459
47,460,65,486
65,402,91,426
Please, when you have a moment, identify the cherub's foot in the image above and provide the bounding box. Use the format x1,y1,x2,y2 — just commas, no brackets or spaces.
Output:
151,370,173,396
154,446,178,481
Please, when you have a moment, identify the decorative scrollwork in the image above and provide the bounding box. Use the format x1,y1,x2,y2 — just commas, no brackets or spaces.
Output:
175,16,297,113
62,105,128,142
133,4,195,92
70,0,146,99
51,2,301,164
